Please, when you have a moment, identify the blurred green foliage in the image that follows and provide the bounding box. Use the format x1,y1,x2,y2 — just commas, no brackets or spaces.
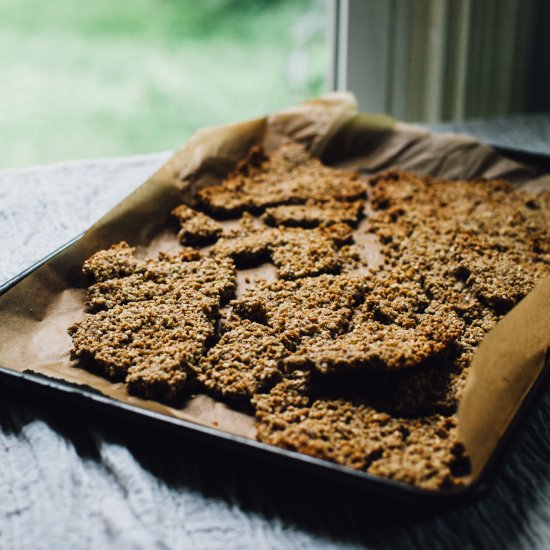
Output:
0,0,326,168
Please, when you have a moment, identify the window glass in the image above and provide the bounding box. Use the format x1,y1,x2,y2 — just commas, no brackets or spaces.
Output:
0,0,328,168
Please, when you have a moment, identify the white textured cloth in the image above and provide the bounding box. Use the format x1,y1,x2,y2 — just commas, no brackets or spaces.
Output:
1,122,550,549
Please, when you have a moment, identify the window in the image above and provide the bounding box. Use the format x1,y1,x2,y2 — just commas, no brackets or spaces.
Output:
0,0,328,168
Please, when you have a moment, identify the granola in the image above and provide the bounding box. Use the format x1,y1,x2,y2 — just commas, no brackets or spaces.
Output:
172,204,223,246
198,143,366,215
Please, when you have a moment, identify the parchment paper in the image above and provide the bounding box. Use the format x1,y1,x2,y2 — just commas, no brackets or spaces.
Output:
0,93,548,485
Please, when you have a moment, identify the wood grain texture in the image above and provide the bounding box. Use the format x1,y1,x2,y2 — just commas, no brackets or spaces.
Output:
1,120,550,549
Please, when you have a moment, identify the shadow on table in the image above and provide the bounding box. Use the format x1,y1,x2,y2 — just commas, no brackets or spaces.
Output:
1,385,549,549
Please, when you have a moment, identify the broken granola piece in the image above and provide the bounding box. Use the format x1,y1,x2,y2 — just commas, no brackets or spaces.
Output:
368,170,549,320
306,357,459,417
318,222,355,246
271,227,341,279
212,216,346,279
253,375,469,490
366,414,469,490
286,271,464,373
211,214,275,265
262,200,364,228
368,170,549,256
193,319,287,405
69,291,217,401
233,275,363,348
86,251,236,310
198,142,366,215
83,241,139,282
172,204,223,246
126,355,188,401
288,305,462,374
455,246,549,312
252,369,312,414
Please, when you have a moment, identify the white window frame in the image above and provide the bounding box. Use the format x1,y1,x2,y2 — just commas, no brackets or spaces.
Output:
329,0,537,122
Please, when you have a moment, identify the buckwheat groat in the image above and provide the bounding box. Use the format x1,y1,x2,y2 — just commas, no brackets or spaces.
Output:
253,374,468,490
86,248,236,310
232,274,363,348
193,319,287,405
262,200,365,228
198,143,367,215
172,204,223,246
69,291,218,401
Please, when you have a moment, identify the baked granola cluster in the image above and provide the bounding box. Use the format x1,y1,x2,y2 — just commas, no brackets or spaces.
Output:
197,143,366,215
253,372,469,490
69,142,549,491
70,242,237,400
366,170,550,406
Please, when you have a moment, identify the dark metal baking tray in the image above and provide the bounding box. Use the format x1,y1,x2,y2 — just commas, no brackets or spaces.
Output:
2,141,550,505
1,230,549,507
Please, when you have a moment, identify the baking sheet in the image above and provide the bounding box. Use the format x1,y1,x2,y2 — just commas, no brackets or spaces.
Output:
0,93,549,487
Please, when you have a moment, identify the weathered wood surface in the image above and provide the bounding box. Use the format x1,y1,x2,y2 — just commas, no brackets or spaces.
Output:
1,119,549,549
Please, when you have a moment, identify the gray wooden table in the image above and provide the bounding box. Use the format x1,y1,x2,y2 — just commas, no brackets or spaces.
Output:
1,116,549,549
